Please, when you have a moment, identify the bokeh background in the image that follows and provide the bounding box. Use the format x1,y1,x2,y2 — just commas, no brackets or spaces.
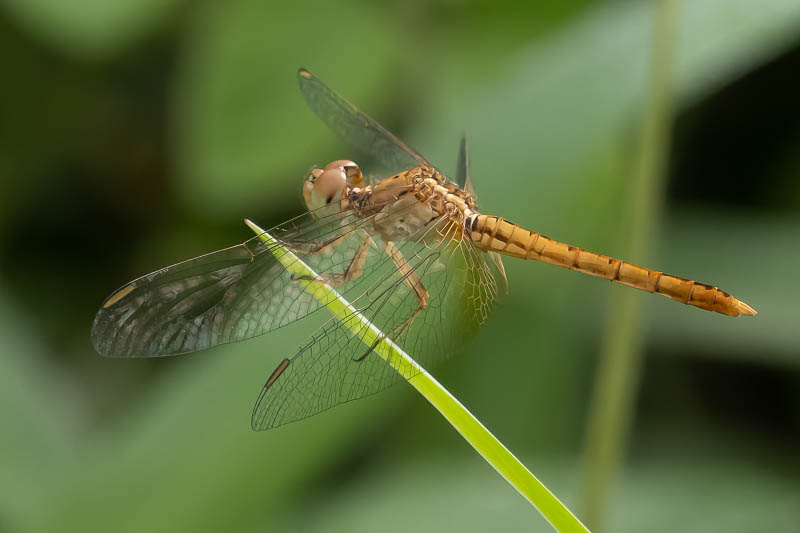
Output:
1,0,798,531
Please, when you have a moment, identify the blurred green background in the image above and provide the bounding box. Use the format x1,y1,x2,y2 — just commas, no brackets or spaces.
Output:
1,0,798,531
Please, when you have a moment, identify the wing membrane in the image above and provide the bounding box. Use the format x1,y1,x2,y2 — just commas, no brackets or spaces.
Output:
456,133,469,189
95,69,499,428
252,218,498,429
298,68,434,181
91,201,416,358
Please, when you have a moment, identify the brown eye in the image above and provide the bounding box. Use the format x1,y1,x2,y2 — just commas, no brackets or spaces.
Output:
324,159,362,187
324,160,353,170
314,168,346,204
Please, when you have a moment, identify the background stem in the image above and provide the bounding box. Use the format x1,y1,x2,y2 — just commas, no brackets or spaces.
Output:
579,1,680,530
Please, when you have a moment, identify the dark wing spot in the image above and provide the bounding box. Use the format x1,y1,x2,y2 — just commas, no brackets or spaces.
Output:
265,358,290,390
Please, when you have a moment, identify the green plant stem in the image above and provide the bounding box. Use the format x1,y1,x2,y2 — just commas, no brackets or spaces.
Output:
579,1,680,530
246,219,590,533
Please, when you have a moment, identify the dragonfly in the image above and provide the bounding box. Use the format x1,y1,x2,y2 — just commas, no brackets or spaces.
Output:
91,68,756,430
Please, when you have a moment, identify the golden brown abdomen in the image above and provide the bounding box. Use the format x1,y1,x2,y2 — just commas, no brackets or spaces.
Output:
469,214,755,317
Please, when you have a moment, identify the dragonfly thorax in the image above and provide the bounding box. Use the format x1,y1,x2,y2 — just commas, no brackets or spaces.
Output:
344,166,479,243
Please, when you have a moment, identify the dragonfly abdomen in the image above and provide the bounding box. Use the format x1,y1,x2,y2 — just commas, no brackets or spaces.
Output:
468,214,755,317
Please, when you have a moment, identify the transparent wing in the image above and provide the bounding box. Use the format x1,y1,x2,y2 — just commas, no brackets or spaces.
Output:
456,133,469,190
456,133,479,198
251,218,498,429
298,68,435,182
90,200,416,358
454,132,507,295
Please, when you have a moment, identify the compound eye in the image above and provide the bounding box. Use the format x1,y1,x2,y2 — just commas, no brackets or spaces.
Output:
310,167,324,180
325,159,363,186
302,167,325,208
313,168,346,204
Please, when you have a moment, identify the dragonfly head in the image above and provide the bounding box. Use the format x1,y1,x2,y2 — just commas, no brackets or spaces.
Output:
303,160,363,211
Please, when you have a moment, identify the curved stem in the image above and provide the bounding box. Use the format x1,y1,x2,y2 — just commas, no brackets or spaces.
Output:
246,219,590,533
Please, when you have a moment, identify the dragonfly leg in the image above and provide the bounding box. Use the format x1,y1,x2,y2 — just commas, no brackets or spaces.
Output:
287,230,352,257
318,233,373,286
354,241,429,362
384,241,429,335
293,231,374,287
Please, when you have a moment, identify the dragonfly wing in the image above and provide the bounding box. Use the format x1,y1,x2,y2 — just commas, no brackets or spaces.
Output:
298,68,434,181
486,251,509,300
456,133,469,189
91,208,386,358
456,133,478,199
251,221,499,429
455,132,505,295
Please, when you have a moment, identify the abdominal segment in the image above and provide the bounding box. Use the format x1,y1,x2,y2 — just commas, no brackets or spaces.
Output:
469,214,755,317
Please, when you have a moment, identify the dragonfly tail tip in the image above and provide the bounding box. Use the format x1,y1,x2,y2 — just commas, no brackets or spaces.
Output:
735,299,757,317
